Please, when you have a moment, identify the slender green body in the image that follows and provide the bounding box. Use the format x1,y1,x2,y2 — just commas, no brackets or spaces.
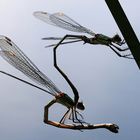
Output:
89,34,112,46
56,93,75,109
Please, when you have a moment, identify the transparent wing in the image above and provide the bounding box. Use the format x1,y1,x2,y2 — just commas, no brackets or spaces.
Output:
0,35,61,95
42,37,81,40
33,11,96,36
42,38,83,48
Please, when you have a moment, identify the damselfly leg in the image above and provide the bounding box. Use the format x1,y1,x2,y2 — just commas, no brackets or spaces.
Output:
109,44,133,59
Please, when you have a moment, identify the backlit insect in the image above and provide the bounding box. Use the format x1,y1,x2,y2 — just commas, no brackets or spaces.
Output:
33,11,133,59
0,35,119,133
0,35,85,125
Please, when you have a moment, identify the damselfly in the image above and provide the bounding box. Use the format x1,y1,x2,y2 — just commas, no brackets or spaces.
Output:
0,36,119,133
0,35,85,125
33,11,133,59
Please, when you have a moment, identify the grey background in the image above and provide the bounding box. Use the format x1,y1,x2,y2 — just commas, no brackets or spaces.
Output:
0,0,140,140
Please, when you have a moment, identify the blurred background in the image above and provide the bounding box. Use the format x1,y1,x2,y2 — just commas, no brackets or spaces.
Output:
0,0,139,140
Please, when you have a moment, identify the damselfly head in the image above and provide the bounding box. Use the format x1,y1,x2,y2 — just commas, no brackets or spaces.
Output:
76,101,85,110
112,34,122,43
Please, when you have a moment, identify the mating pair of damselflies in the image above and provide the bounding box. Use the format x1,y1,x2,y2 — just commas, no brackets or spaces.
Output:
0,11,133,133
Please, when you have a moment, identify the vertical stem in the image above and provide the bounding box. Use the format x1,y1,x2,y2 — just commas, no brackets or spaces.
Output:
105,0,140,69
